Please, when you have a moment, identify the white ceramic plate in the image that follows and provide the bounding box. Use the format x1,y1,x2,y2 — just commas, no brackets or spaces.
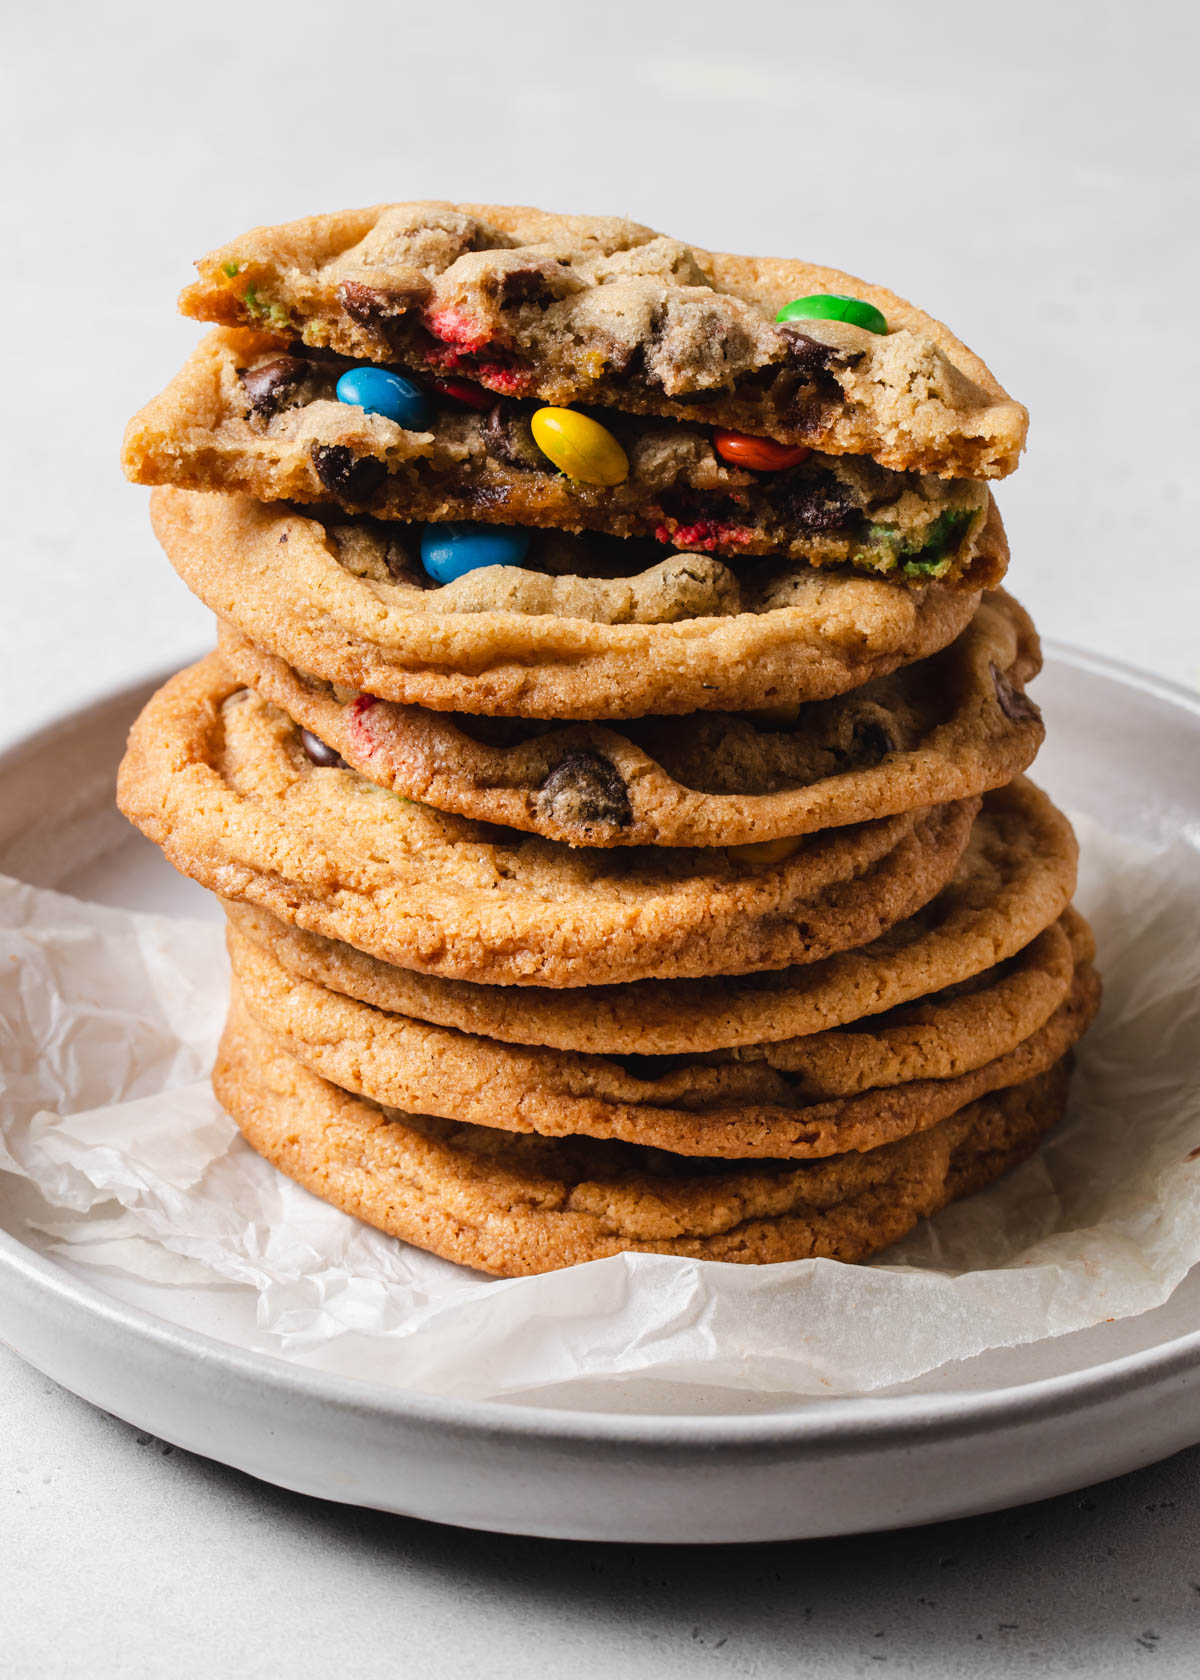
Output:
1,646,1199,1544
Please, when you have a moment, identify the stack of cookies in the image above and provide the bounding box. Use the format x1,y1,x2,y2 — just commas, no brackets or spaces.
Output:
117,202,1099,1276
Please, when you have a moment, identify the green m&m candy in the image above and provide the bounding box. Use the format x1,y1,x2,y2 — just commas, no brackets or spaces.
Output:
776,293,888,334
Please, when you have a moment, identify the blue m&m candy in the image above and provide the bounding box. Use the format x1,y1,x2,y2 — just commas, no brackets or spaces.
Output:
335,366,432,430
419,523,531,584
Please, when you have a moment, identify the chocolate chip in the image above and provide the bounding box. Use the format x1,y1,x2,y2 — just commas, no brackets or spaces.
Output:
299,728,345,769
484,401,543,470
498,267,558,307
310,443,387,504
851,718,897,764
769,474,858,534
339,277,428,331
990,664,1043,726
536,752,633,836
382,538,433,588
237,355,308,417
777,325,840,375
463,484,515,512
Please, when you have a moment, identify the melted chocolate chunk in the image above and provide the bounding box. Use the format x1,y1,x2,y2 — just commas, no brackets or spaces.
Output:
990,664,1042,726
310,443,387,504
463,484,515,512
537,752,633,835
339,278,428,333
769,473,858,535
777,325,841,376
498,267,559,307
237,355,308,417
381,539,433,588
299,728,345,769
484,401,542,470
851,718,898,764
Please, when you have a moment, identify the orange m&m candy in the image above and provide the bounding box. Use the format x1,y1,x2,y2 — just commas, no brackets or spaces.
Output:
713,430,811,471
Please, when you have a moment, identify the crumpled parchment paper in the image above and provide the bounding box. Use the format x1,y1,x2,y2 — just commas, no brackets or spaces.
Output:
2,811,1198,1403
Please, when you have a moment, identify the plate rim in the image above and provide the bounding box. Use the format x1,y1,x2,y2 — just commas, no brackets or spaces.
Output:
2,638,1199,1453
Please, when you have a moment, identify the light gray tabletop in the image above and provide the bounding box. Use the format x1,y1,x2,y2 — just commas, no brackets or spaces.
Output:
3,1,1199,1674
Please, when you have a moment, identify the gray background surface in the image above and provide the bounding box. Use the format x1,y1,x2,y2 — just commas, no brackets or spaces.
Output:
3,1,1198,1673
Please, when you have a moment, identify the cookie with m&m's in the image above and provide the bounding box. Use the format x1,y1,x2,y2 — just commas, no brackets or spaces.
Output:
176,201,1028,479
148,489,985,720
122,328,1003,587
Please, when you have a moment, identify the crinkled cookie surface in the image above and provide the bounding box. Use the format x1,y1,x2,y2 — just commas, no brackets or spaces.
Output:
217,589,1042,847
116,653,977,987
215,998,1071,1275
228,910,1097,1159
224,777,1078,1053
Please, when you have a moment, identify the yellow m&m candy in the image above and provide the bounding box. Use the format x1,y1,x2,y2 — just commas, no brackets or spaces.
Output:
726,835,806,864
530,407,629,486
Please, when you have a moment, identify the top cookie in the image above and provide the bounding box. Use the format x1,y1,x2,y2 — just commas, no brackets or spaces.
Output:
179,202,1027,480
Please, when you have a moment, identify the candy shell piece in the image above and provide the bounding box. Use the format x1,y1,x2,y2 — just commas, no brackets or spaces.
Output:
336,366,433,430
419,523,531,584
713,430,811,471
530,407,630,486
430,378,495,411
776,294,888,335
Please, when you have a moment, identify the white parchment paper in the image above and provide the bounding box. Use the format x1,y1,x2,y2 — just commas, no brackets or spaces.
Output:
2,811,1199,1402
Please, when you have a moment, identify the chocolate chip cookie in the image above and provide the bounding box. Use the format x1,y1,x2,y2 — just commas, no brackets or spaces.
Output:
216,590,1041,847
227,908,1097,1159
116,654,977,988
214,996,1072,1275
223,778,1076,1054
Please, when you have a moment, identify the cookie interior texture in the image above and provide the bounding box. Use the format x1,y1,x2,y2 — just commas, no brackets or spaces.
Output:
123,328,1000,586
177,202,1027,478
216,588,1042,847
115,653,978,987
150,487,985,718
222,776,1077,1054
227,910,1098,1159
215,996,1071,1275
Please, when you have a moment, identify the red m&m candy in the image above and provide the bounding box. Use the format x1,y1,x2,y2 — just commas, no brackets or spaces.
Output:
430,378,494,411
713,430,811,471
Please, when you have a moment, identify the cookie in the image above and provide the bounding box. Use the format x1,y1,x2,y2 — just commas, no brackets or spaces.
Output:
227,909,1098,1159
150,489,984,718
116,654,977,987
123,329,1001,587
223,777,1077,1054
177,202,1027,479
217,590,1041,848
214,996,1071,1274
